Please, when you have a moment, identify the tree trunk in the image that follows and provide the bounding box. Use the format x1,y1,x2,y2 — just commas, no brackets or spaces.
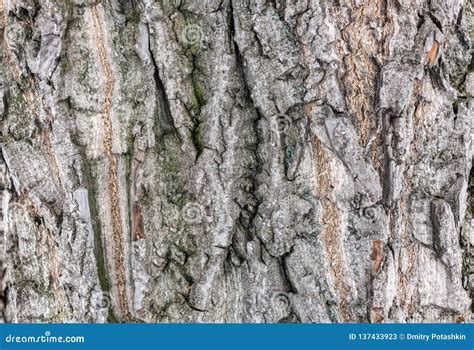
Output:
0,0,472,323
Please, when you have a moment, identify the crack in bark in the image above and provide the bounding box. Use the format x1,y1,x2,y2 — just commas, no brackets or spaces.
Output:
91,4,131,322
229,0,262,243
146,23,178,139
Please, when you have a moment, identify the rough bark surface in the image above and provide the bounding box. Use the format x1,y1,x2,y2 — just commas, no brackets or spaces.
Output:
0,0,472,323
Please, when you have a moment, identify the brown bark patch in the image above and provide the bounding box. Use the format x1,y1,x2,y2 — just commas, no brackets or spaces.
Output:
371,239,384,273
427,40,440,66
132,203,146,241
314,138,354,321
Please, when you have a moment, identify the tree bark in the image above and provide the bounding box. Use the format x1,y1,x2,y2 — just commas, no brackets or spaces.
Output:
0,0,472,323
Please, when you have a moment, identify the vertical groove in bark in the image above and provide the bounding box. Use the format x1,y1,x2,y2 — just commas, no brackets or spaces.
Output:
90,4,131,321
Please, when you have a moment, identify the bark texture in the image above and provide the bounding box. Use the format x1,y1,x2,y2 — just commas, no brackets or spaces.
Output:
0,0,472,323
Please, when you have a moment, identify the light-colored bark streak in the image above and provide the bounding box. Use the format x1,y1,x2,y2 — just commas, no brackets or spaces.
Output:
42,120,63,189
46,227,65,319
314,138,354,321
91,5,131,321
338,0,387,146
0,0,4,27
1,0,21,80
397,199,417,316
